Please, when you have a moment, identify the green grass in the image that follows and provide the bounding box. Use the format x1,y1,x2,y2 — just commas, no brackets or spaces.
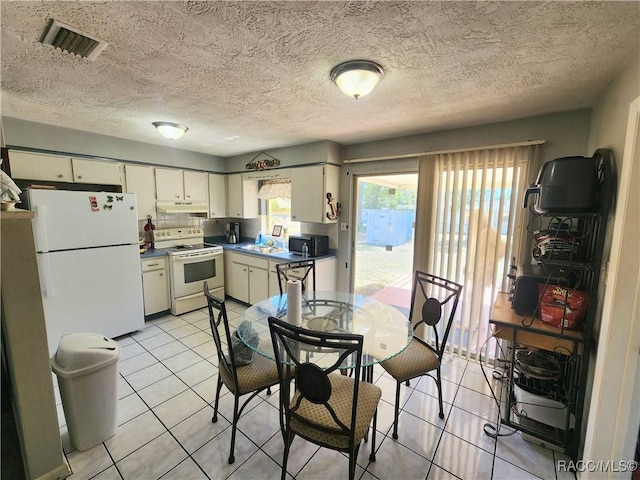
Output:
353,241,414,294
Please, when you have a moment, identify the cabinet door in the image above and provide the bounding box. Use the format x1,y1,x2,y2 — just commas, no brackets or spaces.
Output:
227,174,243,218
291,166,323,223
183,171,208,202
227,174,259,218
316,259,337,291
268,261,282,297
155,168,184,201
242,178,259,218
248,267,269,305
8,151,73,182
224,251,236,297
291,165,340,224
72,158,122,185
208,174,227,218
231,261,249,303
125,165,157,220
142,269,170,315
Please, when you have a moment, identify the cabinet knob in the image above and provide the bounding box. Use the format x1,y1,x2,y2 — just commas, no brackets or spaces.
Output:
175,195,180,198
77,175,82,179
57,174,63,178
160,273,163,276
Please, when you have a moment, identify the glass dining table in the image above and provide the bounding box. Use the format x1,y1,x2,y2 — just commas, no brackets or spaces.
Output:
237,291,413,374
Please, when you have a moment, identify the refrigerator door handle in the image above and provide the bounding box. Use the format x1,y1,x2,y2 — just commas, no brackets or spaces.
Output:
32,205,50,253
37,254,54,298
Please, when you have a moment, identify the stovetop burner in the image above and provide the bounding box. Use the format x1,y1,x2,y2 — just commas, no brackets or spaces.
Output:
158,243,223,255
173,243,205,250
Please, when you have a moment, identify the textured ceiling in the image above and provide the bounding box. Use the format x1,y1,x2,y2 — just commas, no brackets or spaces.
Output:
1,1,639,157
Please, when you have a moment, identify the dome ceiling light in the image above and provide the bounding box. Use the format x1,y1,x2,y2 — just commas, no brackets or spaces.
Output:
330,60,384,99
152,122,188,140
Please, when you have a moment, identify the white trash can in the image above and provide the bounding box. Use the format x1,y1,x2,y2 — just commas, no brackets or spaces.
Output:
51,333,120,451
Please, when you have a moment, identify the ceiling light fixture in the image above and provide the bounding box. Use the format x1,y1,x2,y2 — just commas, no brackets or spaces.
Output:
152,122,188,140
330,60,384,99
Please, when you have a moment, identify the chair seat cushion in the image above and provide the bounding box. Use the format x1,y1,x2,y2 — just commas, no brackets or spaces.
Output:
220,353,279,395
289,372,381,449
380,339,440,383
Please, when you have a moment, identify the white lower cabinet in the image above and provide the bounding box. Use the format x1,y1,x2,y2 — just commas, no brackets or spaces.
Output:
268,261,282,297
226,252,269,304
141,257,170,315
226,251,337,304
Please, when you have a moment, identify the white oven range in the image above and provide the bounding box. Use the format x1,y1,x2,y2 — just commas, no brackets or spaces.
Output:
155,228,224,315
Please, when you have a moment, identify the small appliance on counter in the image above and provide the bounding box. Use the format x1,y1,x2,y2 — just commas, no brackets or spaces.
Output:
289,234,329,257
507,263,575,316
226,222,241,244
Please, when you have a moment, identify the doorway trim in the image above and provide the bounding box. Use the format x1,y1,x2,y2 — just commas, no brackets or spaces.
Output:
582,96,640,471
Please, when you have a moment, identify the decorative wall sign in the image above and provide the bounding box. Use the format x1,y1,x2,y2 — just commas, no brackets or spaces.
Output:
245,151,281,171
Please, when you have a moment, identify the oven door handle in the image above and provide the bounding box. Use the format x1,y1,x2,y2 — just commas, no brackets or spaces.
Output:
172,252,221,262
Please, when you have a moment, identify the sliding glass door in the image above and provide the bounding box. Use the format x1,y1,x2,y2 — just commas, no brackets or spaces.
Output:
352,174,418,316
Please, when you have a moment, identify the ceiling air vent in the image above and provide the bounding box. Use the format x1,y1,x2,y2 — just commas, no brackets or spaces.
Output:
40,19,107,61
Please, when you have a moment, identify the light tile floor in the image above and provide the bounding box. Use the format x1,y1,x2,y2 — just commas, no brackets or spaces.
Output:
54,300,576,480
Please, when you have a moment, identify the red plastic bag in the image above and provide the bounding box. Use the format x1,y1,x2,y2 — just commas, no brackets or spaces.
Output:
538,284,589,330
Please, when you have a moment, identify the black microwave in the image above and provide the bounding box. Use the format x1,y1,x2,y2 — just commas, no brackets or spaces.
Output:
288,235,329,257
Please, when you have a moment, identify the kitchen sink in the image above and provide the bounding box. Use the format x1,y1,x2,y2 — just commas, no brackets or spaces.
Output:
239,244,286,254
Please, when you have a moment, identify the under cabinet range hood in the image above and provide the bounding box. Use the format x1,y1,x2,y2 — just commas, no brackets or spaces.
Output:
155,201,208,214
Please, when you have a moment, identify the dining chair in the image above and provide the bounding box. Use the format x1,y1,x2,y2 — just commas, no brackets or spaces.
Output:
276,259,316,294
203,282,279,464
268,316,382,480
379,271,463,439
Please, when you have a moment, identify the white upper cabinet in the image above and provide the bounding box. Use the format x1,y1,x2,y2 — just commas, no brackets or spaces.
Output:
124,164,157,220
9,151,74,182
71,158,122,185
208,173,227,218
155,168,208,203
155,168,184,201
226,173,258,218
183,170,208,202
8,150,122,186
291,165,340,223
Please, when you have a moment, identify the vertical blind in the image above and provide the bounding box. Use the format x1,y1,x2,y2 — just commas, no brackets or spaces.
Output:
414,145,539,360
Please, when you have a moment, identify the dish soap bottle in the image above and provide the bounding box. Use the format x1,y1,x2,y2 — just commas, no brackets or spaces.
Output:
302,243,309,258
255,231,262,245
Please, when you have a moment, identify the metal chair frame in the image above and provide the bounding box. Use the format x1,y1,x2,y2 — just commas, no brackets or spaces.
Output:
276,259,316,295
268,316,380,480
381,271,463,439
203,282,277,464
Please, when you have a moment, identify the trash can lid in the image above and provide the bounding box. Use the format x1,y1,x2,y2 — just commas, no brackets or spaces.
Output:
51,333,120,377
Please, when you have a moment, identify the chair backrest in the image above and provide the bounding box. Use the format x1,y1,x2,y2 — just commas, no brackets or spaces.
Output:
409,271,463,357
268,316,363,446
203,281,248,388
276,259,316,295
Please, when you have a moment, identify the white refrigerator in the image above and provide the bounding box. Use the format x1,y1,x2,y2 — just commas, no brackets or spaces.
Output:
28,189,145,355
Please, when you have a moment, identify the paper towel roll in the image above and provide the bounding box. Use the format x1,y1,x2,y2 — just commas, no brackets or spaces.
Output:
287,279,302,325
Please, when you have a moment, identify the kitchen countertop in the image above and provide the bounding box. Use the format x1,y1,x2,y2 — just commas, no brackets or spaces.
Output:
139,248,169,259
204,236,336,262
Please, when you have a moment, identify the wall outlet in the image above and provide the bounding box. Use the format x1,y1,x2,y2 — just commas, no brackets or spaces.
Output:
340,222,348,232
